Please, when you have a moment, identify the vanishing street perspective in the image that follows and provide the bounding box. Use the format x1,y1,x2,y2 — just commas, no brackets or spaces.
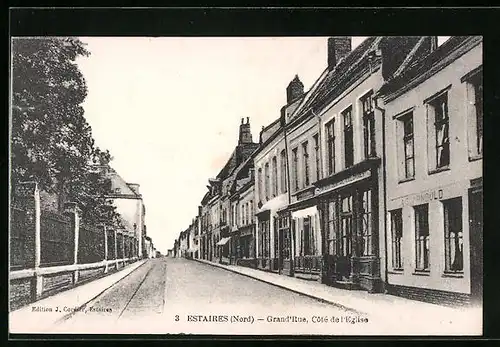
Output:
9,36,482,336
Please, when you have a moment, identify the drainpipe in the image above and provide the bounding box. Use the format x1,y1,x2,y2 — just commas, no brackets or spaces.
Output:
311,108,323,180
373,94,389,292
311,108,324,279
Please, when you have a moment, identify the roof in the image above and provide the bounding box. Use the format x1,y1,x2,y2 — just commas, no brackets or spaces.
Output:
300,37,381,114
378,36,482,98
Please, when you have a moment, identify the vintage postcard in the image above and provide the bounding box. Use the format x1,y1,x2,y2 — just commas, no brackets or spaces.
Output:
9,32,483,336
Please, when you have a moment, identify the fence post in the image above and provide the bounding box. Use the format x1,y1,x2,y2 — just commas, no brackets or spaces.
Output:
101,223,108,273
121,231,125,263
64,202,80,284
13,182,43,302
114,228,118,269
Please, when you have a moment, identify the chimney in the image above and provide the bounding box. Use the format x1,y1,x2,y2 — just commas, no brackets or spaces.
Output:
286,75,304,104
239,117,253,144
328,37,352,70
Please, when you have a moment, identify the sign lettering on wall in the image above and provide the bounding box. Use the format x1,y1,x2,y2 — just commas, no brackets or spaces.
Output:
391,181,467,208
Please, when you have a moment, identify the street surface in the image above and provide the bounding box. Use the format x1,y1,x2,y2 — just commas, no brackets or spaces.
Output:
49,258,378,334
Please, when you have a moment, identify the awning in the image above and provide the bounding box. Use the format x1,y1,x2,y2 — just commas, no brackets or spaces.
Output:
216,237,231,246
291,206,318,219
257,194,288,215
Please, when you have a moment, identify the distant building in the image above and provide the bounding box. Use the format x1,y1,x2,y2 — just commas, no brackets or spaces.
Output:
104,167,146,258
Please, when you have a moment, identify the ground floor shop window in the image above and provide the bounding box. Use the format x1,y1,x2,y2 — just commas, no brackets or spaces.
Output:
443,197,464,272
340,195,353,257
240,236,251,258
327,199,339,255
259,220,270,258
359,189,373,256
300,216,315,256
390,209,403,270
414,204,430,271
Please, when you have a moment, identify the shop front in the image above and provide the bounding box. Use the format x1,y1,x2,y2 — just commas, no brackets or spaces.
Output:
216,235,231,265
257,210,272,271
316,159,382,292
275,210,293,276
290,206,322,281
236,224,257,268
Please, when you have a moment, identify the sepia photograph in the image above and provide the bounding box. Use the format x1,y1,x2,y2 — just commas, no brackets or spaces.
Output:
8,14,483,336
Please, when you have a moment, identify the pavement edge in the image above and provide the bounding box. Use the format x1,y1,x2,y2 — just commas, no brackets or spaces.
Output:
51,259,150,327
191,258,366,316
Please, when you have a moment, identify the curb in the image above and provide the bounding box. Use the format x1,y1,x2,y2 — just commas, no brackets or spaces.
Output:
191,258,366,315
53,259,150,326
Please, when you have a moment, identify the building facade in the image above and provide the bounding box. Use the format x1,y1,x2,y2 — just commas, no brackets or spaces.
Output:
227,156,256,267
254,78,305,274
377,36,483,305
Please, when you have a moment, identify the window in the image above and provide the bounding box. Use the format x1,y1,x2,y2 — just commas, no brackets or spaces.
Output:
313,134,320,181
429,93,450,169
327,199,339,255
259,220,270,258
272,156,278,197
292,148,299,191
325,119,336,175
340,195,353,257
443,198,463,272
246,202,250,225
343,107,354,168
302,217,312,256
257,168,263,202
390,209,403,269
359,189,373,256
361,91,376,158
302,141,310,187
249,200,253,223
401,112,415,179
414,204,430,271
264,162,270,200
280,150,287,193
466,70,483,158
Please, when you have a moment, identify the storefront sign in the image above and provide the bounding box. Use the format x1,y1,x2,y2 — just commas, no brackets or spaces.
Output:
393,182,466,208
316,170,371,196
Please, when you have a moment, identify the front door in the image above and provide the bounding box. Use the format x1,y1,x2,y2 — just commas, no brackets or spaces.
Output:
337,195,353,281
469,186,483,305
277,215,292,275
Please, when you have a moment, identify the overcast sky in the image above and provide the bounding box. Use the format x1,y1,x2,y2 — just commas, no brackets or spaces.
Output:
75,36,448,253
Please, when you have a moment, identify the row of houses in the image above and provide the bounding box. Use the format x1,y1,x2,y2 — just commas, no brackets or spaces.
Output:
173,36,483,307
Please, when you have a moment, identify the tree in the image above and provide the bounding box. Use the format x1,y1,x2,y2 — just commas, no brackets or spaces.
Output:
11,37,121,226
12,37,91,193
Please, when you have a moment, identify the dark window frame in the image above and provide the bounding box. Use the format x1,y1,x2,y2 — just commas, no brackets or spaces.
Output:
302,141,310,187
414,204,430,271
313,134,320,182
343,106,354,168
443,197,464,273
401,112,415,179
292,147,299,191
390,209,403,270
272,156,278,197
430,93,450,169
325,119,336,175
361,91,376,158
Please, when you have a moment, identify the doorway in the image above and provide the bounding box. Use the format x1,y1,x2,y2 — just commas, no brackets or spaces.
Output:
469,186,483,305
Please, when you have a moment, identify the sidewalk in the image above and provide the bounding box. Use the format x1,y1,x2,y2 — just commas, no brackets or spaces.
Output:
9,259,147,334
194,258,482,335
